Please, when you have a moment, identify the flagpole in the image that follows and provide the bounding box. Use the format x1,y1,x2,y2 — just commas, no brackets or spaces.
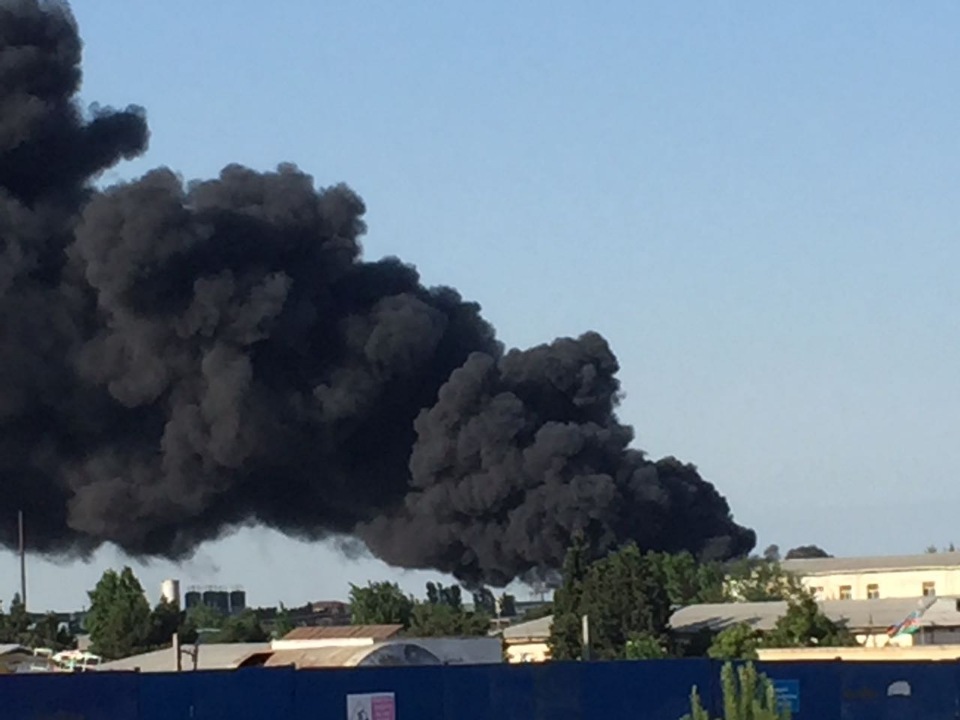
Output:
18,510,27,610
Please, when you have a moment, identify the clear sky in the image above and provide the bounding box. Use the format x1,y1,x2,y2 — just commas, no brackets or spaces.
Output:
4,0,960,613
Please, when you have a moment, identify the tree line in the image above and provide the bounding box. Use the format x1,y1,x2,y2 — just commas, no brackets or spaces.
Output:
2,537,843,663
0,593,75,650
547,534,853,661
346,580,520,637
4,567,518,661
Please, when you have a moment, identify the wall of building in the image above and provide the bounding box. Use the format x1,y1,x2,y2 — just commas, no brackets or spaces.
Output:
402,637,502,665
504,640,550,663
801,568,960,601
854,631,913,648
6,659,960,719
759,643,960,662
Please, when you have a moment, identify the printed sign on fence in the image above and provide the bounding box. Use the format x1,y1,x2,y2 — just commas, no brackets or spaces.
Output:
347,692,396,720
773,679,800,714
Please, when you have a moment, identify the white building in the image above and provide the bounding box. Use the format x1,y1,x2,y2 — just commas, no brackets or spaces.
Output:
782,552,960,601
670,595,960,649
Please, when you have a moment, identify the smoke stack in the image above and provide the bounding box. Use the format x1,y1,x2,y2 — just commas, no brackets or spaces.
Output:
0,1,756,586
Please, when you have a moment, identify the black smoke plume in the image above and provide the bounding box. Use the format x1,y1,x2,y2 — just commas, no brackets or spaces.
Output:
0,0,755,586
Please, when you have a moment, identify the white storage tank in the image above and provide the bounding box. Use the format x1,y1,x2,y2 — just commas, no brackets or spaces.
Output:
160,578,181,608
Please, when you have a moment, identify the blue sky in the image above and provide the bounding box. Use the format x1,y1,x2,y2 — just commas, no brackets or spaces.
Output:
5,0,960,612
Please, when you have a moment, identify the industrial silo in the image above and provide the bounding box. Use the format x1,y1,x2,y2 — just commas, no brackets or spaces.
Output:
160,579,181,608
229,589,246,614
211,590,230,614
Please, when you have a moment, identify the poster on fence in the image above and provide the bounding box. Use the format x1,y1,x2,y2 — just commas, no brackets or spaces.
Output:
347,691,396,720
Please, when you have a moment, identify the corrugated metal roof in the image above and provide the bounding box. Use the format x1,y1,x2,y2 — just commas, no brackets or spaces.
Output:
501,615,552,641
98,642,270,672
281,624,402,641
782,552,960,575
669,596,960,634
0,644,29,656
259,646,371,668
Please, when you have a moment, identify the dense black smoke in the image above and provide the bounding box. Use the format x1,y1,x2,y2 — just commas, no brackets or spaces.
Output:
0,0,755,585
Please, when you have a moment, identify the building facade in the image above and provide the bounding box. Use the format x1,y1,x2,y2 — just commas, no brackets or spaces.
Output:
499,616,552,663
782,552,960,601
670,595,960,651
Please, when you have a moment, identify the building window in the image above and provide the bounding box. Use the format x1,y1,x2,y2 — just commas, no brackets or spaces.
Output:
867,584,879,599
814,586,824,598
923,582,936,597
839,585,852,600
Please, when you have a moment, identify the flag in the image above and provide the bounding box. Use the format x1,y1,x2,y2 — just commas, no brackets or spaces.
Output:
887,609,922,638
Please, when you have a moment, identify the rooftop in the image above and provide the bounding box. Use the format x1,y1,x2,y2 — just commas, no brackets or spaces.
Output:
239,645,372,669
500,615,553,642
0,644,30,656
98,643,270,673
669,596,960,634
782,552,960,575
281,624,403,641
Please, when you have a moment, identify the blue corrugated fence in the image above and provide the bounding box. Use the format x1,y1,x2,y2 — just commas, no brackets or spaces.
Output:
1,659,958,719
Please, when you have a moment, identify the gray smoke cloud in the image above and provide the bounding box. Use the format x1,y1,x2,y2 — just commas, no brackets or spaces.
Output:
0,0,755,586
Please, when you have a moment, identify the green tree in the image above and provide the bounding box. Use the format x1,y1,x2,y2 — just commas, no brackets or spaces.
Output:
185,603,226,631
471,588,495,615
147,598,183,648
214,610,268,643
25,613,76,651
707,623,759,660
1,593,30,643
408,602,490,637
498,593,517,617
522,603,553,621
784,545,831,560
624,631,666,659
763,594,856,649
683,661,791,720
724,559,805,602
548,532,592,660
649,552,726,606
86,567,152,660
578,544,672,660
348,581,414,627
427,582,463,610
272,603,294,639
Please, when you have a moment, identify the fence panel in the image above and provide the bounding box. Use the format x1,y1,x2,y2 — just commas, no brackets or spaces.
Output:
0,671,140,720
294,665,445,720
840,661,959,720
582,658,712,720
0,656,959,718
194,668,296,720
488,662,537,719
139,671,198,720
756,660,843,720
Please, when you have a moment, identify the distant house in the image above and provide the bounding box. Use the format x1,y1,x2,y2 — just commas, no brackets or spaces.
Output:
782,552,960,601
262,624,501,668
0,645,36,674
98,624,501,672
498,616,552,663
98,643,271,673
271,624,403,650
670,595,960,649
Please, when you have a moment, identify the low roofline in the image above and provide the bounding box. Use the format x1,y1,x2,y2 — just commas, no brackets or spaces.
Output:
782,552,960,575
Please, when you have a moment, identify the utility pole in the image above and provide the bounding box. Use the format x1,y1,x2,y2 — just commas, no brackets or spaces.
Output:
18,510,27,610
581,614,591,661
